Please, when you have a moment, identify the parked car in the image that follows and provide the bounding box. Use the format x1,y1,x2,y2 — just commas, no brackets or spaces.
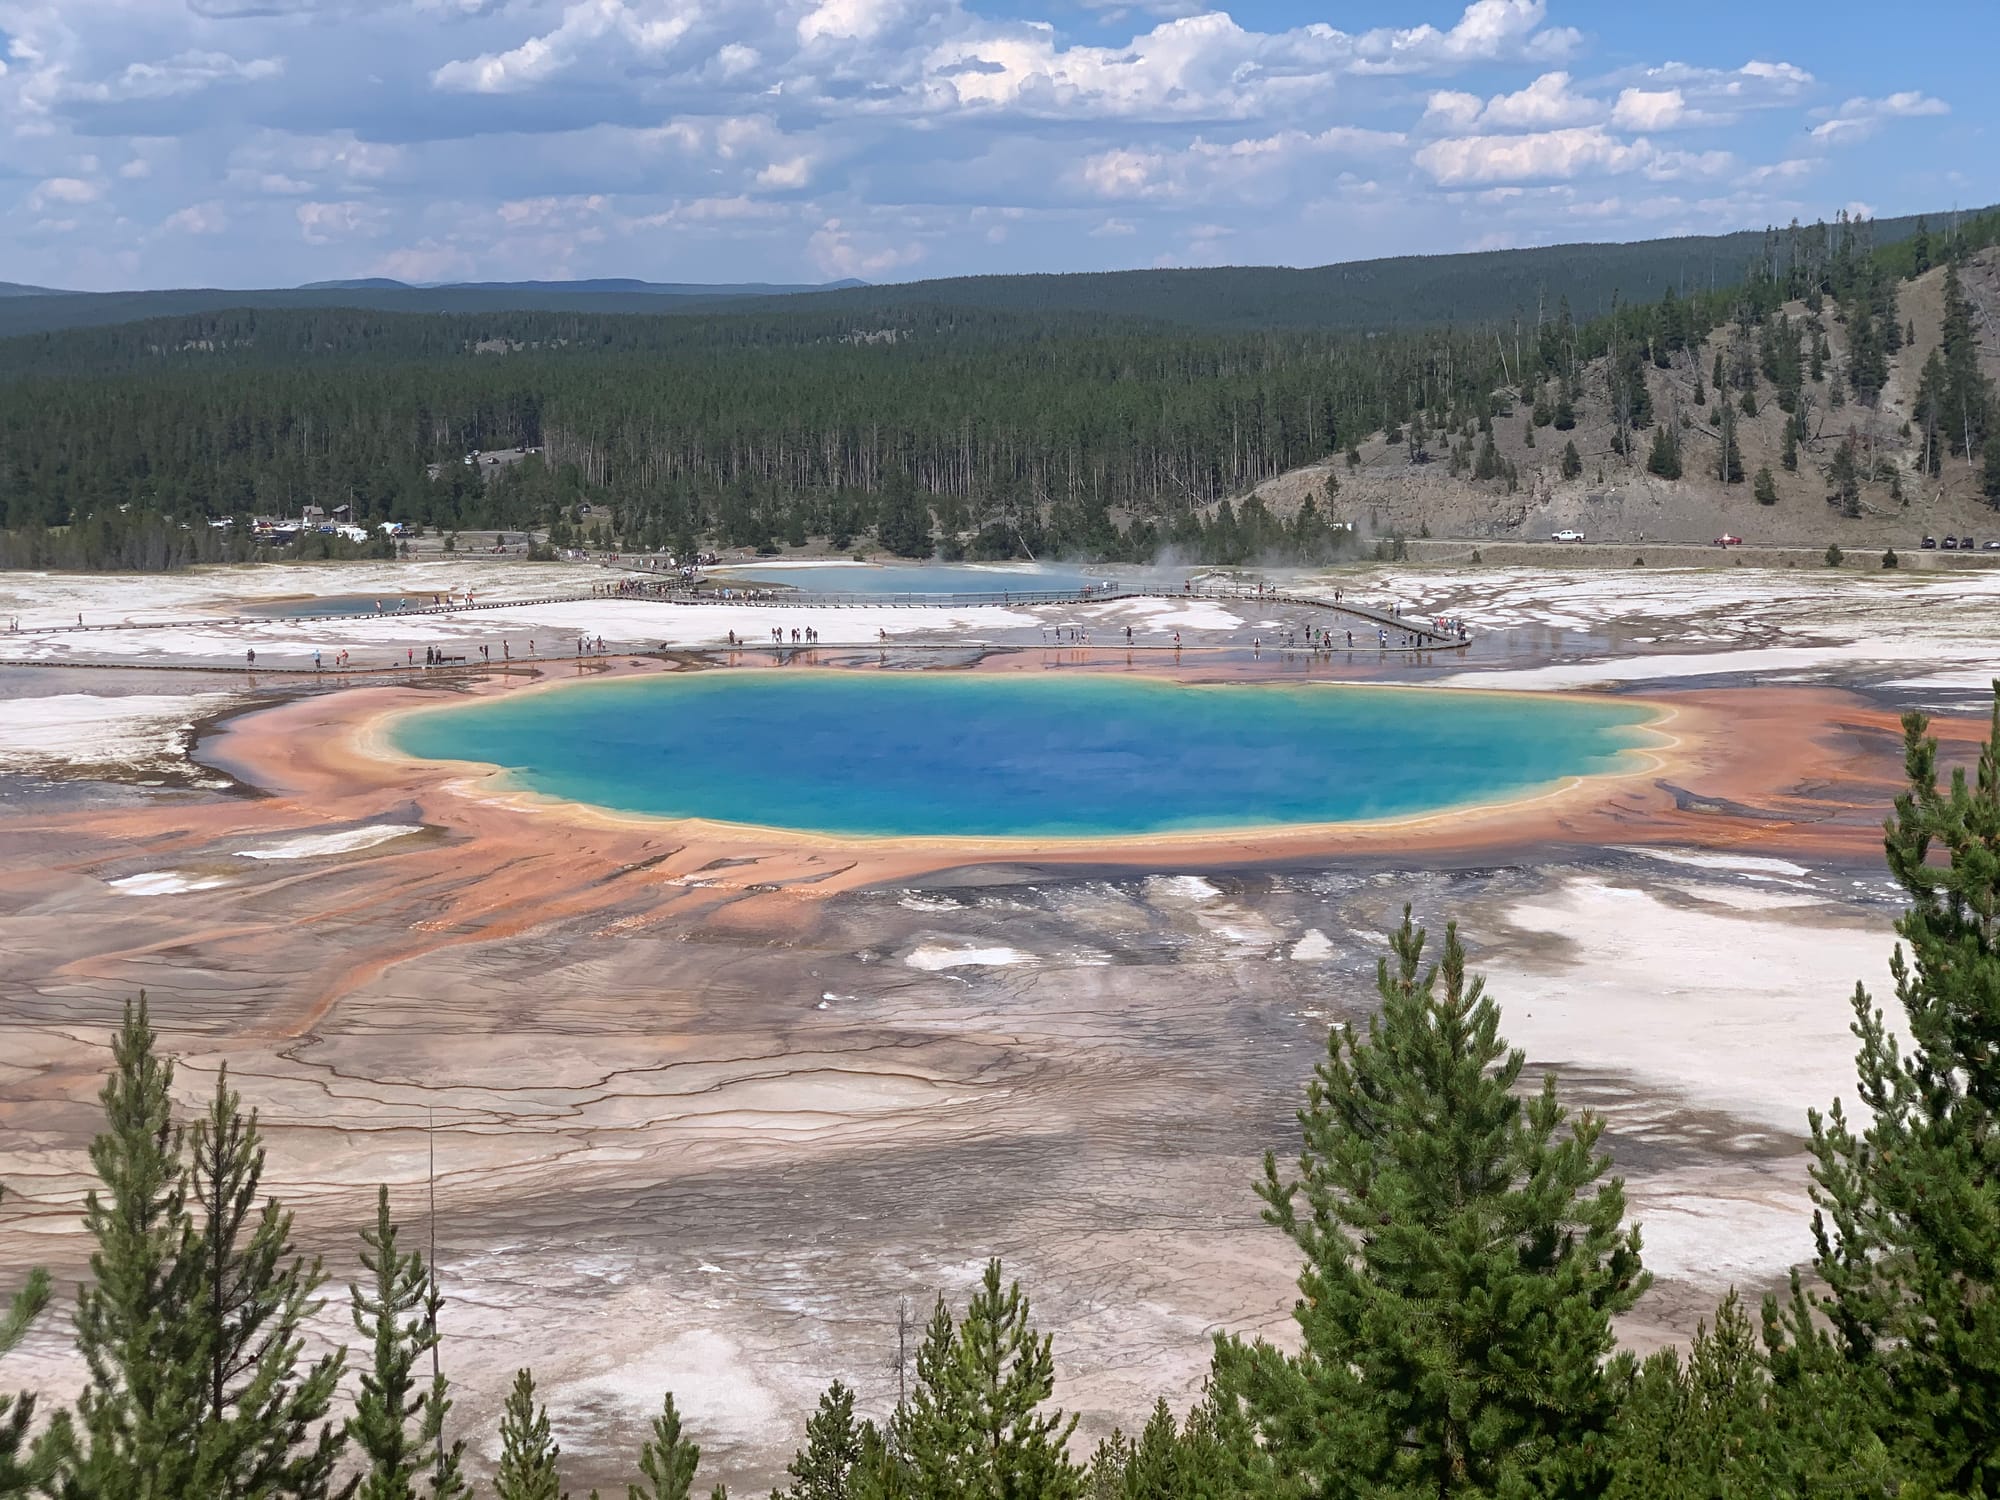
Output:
1922,535,1938,549
1942,536,1959,550
1551,529,1586,543
1984,540,2000,551
1714,534,1743,547
1962,537,1978,550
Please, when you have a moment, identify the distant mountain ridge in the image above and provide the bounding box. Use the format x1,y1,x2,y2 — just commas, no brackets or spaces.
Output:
299,276,866,295
2,207,1986,338
0,278,869,337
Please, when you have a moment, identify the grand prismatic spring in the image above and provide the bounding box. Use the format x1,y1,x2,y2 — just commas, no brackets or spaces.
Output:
7,557,2000,1494
389,673,1662,839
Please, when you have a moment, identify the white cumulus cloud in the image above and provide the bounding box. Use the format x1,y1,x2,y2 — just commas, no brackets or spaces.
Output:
71,50,281,102
1610,87,1685,132
432,0,698,93
162,200,227,235
1416,126,1648,186
1478,71,1597,129
1810,91,1949,146
807,216,924,278
30,177,102,209
297,200,390,243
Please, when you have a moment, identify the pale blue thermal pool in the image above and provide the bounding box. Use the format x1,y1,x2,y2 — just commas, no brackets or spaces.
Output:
240,594,431,618
392,673,1659,840
706,562,1118,597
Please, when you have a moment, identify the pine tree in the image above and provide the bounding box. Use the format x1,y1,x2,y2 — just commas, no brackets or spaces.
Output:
0,1189,53,1499
873,473,933,560
1717,405,1744,484
1753,467,1777,505
1831,439,1861,517
495,1370,565,1500
630,1392,701,1500
1559,440,1581,480
1091,1396,1227,1499
1125,1403,1182,1498
1214,910,1647,1498
1645,423,1681,480
1781,421,1799,472
60,994,206,1498
879,1298,962,1497
346,1187,467,1500
183,1067,346,1498
959,1263,1081,1498
1755,1275,1909,1492
1605,1293,1781,1498
775,1382,861,1500
1937,262,1996,462
1792,693,2000,1494
1473,432,1501,481
881,1265,1082,1499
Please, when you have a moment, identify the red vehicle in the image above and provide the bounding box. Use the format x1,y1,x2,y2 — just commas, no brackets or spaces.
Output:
1714,534,1743,547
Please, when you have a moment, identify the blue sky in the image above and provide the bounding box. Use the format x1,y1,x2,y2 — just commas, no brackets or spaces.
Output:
1,0,1989,290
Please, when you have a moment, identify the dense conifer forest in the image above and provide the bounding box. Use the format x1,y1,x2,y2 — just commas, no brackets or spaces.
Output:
4,694,1998,1497
2,207,1996,571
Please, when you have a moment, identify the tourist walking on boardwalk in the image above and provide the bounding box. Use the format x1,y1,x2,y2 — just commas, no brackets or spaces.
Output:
246,649,256,667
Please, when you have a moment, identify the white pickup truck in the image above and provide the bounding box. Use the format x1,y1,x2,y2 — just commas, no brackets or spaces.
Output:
1551,529,1586,543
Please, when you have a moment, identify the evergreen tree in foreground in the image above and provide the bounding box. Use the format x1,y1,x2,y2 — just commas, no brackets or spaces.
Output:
184,1067,346,1498
775,1381,861,1500
0,1188,53,1498
1215,910,1648,1498
56,1001,350,1500
1605,1292,1786,1499
628,1391,702,1500
496,1370,565,1500
59,994,206,1498
347,1186,468,1500
1083,1395,1231,1499
873,1262,1083,1499
1795,689,2000,1494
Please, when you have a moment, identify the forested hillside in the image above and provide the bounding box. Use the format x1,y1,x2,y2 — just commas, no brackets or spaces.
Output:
754,206,1974,331
3,207,1996,570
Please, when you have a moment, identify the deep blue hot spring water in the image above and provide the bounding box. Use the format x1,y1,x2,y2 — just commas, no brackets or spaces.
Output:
392,673,1658,839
